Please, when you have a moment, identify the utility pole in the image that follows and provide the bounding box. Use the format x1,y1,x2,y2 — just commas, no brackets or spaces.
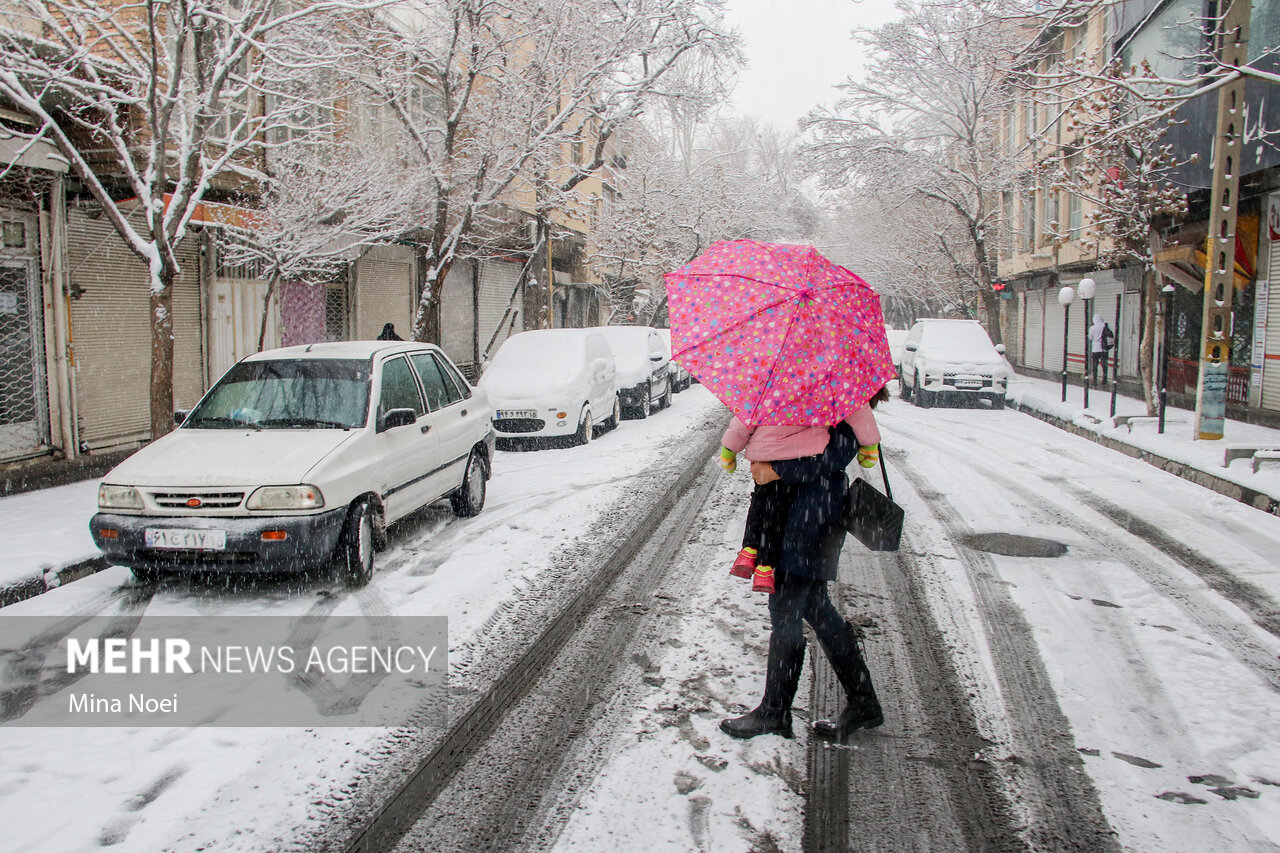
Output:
1194,0,1251,439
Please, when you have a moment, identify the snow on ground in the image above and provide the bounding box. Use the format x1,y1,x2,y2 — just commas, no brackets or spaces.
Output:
0,478,100,588
1007,373,1280,501
0,387,726,853
551,467,805,853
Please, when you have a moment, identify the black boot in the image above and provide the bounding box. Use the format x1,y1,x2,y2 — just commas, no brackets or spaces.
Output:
722,625,805,740
813,620,884,739
720,707,793,739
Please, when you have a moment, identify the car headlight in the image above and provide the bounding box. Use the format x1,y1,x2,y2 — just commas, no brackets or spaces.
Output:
246,485,325,511
98,484,143,510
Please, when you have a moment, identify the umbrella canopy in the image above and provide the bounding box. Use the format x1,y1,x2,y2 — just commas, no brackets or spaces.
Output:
663,240,894,427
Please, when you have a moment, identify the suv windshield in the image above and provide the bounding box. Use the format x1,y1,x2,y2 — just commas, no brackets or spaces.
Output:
185,359,371,429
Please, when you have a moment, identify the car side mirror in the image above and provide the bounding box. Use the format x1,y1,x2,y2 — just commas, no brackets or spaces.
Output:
173,409,189,425
377,407,417,432
905,341,918,352
995,343,1007,355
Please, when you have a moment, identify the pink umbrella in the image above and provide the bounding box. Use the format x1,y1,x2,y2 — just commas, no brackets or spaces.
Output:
663,240,894,427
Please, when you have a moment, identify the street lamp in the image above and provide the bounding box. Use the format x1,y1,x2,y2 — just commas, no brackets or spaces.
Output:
1158,282,1175,433
1058,284,1076,402
1078,277,1096,409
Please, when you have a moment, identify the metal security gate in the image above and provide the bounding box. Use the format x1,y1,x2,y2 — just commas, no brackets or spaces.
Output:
0,249,49,462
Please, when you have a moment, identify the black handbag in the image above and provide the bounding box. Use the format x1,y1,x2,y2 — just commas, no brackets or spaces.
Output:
842,450,904,551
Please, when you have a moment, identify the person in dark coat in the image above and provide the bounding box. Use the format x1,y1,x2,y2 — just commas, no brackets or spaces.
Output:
719,418,884,740
377,323,404,341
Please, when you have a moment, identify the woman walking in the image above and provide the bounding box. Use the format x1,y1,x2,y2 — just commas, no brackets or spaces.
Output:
719,418,884,740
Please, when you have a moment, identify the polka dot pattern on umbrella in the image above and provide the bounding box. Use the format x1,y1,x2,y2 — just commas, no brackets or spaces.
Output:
663,240,895,427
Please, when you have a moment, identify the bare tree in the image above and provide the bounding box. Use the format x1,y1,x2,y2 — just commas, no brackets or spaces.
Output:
0,0,376,438
353,0,737,341
215,135,425,351
803,0,1029,343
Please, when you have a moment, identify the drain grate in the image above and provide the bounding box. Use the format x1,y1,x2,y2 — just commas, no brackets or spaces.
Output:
962,533,1067,558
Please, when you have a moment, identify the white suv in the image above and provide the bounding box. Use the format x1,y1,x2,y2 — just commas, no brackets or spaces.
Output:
91,341,495,586
900,319,1011,409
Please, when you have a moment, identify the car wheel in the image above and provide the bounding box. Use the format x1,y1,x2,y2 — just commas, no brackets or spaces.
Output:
914,372,931,408
604,396,621,431
339,499,375,588
450,450,487,517
900,374,913,402
660,380,673,410
634,391,651,419
575,408,593,446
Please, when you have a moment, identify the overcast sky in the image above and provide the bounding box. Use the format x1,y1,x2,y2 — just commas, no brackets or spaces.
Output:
722,0,903,132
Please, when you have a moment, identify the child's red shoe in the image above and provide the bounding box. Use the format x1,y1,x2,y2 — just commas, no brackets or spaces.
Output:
730,547,757,579
752,565,775,594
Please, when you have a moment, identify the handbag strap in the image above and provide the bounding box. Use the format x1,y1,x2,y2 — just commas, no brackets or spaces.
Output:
878,445,893,501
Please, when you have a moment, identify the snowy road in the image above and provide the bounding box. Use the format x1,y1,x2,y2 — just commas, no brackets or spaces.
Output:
2,387,1279,852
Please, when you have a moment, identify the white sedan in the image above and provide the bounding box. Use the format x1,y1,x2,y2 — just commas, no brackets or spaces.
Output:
90,341,495,586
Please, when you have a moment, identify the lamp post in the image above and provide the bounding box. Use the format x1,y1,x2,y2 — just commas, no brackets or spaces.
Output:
1158,282,1175,433
1111,293,1121,418
1078,277,1096,410
1058,284,1076,402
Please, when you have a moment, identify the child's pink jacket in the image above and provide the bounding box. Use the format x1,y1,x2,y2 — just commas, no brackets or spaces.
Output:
721,406,880,462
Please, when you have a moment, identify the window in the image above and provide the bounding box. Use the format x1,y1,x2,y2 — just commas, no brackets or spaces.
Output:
378,357,425,418
1021,187,1036,252
409,352,457,411
1041,181,1058,242
433,354,472,401
1066,154,1083,239
1001,192,1015,259
325,285,348,341
1120,0,1204,80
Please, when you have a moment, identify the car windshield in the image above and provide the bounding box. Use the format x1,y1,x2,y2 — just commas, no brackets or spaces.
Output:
921,323,997,357
185,359,371,429
598,331,648,366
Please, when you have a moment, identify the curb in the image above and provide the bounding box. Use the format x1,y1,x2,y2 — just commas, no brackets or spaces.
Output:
1013,401,1280,519
0,557,110,609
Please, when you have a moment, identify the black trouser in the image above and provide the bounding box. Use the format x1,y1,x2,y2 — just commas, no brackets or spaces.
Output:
741,481,797,568
1090,351,1109,384
759,570,875,715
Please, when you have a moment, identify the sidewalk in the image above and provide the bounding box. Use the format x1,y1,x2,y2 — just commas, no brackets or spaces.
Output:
1007,372,1280,515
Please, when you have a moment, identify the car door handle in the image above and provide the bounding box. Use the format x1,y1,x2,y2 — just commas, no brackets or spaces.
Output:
420,424,431,434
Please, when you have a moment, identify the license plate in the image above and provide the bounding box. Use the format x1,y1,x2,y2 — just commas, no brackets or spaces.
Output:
496,409,536,419
145,528,227,550
955,380,984,389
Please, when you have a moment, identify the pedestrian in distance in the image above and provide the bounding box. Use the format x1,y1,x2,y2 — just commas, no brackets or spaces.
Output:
719,388,889,742
377,322,404,341
1087,314,1114,385
719,388,886,594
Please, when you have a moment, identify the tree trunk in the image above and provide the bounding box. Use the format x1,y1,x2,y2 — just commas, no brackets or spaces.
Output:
1139,266,1158,416
257,273,281,353
413,254,453,343
149,269,176,441
979,288,1003,345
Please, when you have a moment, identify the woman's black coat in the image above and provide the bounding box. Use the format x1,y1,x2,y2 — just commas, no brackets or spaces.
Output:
769,421,858,581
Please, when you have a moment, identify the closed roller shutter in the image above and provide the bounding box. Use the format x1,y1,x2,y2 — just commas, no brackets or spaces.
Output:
478,259,523,362
440,259,474,370
1263,251,1280,409
354,245,413,341
1023,289,1045,370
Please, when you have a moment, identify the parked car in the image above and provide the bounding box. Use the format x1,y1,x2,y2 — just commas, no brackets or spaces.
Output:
656,328,692,392
899,319,1011,409
90,341,495,587
593,325,671,418
481,328,620,448
885,327,909,378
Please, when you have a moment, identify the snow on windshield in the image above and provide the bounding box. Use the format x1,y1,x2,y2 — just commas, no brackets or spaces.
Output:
482,332,586,398
596,328,651,384
921,322,997,356
186,359,371,429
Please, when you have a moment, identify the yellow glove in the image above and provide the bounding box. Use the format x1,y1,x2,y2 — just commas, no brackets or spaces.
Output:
719,446,737,473
857,444,879,468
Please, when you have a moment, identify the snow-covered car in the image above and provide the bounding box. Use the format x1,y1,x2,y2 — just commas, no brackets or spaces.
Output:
593,325,672,418
481,328,621,447
656,328,692,392
89,341,495,586
886,327,909,377
899,319,1011,409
